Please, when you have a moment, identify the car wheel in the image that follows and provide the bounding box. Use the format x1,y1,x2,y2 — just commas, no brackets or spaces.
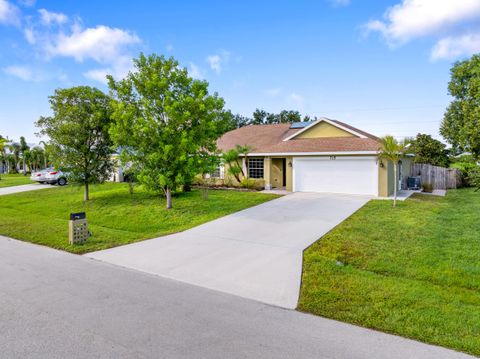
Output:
58,178,67,186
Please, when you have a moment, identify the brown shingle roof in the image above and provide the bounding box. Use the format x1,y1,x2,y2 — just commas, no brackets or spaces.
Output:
217,121,380,154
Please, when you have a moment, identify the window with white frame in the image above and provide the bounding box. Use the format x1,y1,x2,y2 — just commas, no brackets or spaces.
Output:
248,158,264,179
209,164,224,179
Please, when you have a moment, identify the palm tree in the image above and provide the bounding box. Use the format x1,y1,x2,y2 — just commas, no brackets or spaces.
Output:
0,137,7,179
19,136,29,175
378,136,410,207
9,143,21,173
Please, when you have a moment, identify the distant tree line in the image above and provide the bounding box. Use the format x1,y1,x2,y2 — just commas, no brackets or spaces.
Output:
0,134,50,176
222,109,314,132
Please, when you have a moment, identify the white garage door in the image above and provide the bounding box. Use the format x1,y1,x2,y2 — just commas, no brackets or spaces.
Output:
293,156,378,196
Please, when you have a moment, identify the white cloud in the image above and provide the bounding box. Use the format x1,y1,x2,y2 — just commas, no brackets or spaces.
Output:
206,50,231,74
46,25,140,64
329,0,350,7
206,54,221,74
42,24,140,82
289,93,305,106
365,0,480,45
0,0,20,26
38,9,68,26
188,62,203,79
83,56,134,84
3,65,35,81
431,33,480,60
265,87,281,97
18,0,36,7
24,27,35,44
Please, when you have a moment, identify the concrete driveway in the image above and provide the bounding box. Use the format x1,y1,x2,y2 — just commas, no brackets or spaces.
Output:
0,183,50,196
87,192,371,309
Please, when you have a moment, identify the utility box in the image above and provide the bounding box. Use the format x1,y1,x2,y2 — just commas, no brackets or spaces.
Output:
69,212,88,244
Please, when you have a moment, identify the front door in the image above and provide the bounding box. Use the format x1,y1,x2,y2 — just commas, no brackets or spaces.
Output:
271,158,286,188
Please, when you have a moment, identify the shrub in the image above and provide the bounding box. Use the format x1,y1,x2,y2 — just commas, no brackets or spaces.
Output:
467,167,480,191
422,183,433,193
240,178,264,190
451,162,480,186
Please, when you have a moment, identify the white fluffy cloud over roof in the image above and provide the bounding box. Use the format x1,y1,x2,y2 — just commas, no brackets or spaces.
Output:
366,0,480,60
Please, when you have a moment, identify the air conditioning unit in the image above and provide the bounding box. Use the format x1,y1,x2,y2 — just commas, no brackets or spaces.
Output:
407,176,421,190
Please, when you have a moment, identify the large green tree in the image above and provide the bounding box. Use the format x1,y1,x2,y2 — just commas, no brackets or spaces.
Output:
409,133,450,167
108,53,225,209
441,54,480,160
36,86,114,201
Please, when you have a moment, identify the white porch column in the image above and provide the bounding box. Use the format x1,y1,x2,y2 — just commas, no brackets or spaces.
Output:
264,157,272,190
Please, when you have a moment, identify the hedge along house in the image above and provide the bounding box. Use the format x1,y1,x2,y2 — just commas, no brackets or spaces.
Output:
217,118,413,197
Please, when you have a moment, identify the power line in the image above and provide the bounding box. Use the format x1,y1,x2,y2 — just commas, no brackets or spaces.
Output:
328,105,445,113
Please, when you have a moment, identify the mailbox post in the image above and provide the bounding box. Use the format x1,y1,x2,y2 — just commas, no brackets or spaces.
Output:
69,212,88,244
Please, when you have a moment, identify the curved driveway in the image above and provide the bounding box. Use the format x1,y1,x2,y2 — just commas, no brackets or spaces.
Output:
87,192,371,308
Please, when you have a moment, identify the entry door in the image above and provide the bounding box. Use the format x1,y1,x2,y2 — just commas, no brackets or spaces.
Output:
293,156,378,196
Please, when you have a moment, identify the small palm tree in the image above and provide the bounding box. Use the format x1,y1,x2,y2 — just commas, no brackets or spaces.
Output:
0,137,7,179
378,136,410,207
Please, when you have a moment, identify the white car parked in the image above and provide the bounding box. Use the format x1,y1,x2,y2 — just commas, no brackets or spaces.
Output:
30,168,52,184
45,170,68,186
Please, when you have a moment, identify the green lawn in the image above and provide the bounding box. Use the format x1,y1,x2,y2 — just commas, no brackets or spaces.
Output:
0,173,32,188
0,182,278,254
299,188,480,356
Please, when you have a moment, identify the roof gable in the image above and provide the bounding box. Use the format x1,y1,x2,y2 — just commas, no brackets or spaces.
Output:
283,118,367,141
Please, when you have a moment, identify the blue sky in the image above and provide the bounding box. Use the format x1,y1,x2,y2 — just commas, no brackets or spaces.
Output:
1,0,480,143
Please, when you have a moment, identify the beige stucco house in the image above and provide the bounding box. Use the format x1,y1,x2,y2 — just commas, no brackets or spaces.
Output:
216,118,412,197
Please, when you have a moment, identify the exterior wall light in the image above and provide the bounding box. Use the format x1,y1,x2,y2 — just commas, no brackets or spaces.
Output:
288,161,292,168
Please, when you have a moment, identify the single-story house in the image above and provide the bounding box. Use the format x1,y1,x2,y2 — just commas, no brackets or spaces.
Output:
217,118,413,197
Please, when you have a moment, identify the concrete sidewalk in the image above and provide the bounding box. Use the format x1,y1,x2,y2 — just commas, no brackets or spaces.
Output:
1,236,473,359
0,183,51,196
87,192,371,308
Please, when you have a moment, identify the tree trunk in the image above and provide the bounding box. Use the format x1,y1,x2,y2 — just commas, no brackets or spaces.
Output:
166,187,172,209
84,182,89,201
23,158,26,175
393,162,397,208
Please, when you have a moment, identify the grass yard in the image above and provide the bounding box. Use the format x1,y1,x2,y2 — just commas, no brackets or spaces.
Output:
299,188,480,356
0,182,278,254
0,173,32,188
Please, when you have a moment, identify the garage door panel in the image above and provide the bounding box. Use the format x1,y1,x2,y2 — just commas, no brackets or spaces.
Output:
293,157,378,196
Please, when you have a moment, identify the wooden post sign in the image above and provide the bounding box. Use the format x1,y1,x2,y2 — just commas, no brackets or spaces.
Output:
69,212,88,244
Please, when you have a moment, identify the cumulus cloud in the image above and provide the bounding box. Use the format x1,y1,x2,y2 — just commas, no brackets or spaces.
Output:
431,33,480,60
46,25,140,63
365,0,480,45
206,50,230,74
3,65,36,81
365,0,480,60
0,0,20,26
38,8,68,26
42,24,140,82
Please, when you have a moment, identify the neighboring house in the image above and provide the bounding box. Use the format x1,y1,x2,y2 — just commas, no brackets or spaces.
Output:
217,118,413,197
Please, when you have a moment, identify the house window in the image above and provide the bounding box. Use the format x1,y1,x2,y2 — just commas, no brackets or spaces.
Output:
208,165,224,179
248,158,264,179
